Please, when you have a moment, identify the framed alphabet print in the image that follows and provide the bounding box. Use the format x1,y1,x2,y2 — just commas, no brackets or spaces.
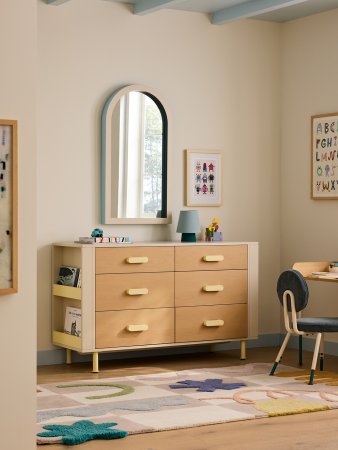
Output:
312,113,338,199
0,120,17,294
185,150,222,206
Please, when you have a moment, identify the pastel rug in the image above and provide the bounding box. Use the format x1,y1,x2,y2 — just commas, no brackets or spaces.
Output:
37,363,338,445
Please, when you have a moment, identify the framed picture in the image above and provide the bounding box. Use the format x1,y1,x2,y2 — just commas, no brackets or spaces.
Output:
0,120,17,295
185,150,222,206
311,112,338,199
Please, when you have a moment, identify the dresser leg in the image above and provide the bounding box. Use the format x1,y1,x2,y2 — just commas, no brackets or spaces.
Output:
66,349,72,364
92,352,99,373
209,344,217,352
240,340,246,360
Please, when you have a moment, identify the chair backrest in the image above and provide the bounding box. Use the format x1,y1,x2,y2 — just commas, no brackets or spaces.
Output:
277,269,308,312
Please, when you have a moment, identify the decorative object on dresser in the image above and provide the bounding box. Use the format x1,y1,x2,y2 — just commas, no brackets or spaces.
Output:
51,241,258,372
205,217,222,241
176,210,200,242
0,119,18,295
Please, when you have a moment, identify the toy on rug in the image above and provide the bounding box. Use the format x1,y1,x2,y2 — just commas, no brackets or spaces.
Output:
37,420,128,445
205,218,222,241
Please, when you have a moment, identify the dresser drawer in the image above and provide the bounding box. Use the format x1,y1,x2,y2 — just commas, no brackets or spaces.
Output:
96,308,174,348
175,304,247,342
96,272,174,311
96,247,174,274
175,245,247,271
175,270,247,307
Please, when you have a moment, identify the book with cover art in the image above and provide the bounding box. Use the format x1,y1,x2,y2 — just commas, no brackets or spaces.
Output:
64,306,81,337
57,266,81,287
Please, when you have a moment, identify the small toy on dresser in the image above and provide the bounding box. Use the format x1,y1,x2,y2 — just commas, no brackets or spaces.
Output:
205,218,222,242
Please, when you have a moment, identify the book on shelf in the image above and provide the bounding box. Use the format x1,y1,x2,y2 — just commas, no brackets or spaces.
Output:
64,306,81,337
57,266,81,287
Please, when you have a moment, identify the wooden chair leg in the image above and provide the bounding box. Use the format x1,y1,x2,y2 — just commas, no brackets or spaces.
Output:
270,332,291,375
309,333,322,385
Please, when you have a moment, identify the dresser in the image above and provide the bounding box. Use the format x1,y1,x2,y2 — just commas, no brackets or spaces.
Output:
52,241,258,372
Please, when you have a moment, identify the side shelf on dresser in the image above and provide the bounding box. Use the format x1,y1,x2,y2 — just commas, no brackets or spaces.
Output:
51,241,258,372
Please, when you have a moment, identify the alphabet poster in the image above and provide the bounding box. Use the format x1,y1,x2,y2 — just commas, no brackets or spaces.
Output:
312,113,338,199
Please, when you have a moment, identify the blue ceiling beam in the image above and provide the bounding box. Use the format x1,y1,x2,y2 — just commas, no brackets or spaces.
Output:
46,0,71,4
212,0,310,24
134,0,185,15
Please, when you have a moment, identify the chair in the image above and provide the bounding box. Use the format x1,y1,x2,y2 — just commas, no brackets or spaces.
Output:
270,269,338,385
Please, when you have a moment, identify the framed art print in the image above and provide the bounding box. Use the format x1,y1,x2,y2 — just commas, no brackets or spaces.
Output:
311,112,338,199
0,119,17,294
185,150,222,206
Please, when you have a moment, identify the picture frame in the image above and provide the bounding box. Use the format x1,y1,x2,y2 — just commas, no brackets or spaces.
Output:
311,112,338,199
185,150,222,206
0,119,18,295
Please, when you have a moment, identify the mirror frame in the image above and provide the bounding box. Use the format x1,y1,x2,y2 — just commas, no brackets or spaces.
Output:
101,84,172,224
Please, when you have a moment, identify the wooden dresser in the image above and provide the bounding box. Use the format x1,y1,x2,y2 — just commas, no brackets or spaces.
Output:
52,241,258,372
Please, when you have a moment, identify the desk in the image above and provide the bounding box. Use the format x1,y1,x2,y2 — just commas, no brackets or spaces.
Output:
293,262,338,282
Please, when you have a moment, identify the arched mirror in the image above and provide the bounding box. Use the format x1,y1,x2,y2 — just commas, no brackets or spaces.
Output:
101,84,171,224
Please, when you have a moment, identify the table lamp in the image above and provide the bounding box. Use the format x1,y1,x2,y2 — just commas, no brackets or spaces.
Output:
176,210,200,242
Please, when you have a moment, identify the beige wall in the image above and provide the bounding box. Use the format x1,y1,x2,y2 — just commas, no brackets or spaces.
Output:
0,1,37,449
37,0,282,353
281,8,338,342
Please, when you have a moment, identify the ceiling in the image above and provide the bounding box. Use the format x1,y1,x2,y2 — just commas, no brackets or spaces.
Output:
47,0,338,24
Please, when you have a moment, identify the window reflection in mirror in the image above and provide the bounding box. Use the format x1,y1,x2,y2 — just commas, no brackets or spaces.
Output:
102,85,170,224
112,92,163,219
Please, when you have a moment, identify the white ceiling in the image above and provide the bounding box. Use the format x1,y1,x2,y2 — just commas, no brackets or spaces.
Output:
47,0,338,24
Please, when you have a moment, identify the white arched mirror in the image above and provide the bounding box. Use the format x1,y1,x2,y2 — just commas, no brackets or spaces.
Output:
101,84,172,224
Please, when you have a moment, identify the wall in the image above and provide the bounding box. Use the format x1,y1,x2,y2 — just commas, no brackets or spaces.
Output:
37,0,282,356
0,1,37,449
282,9,338,345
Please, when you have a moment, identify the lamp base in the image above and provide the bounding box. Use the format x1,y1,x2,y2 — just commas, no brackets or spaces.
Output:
181,233,196,243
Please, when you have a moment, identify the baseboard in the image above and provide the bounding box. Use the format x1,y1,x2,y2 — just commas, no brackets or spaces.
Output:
288,334,338,357
37,333,282,366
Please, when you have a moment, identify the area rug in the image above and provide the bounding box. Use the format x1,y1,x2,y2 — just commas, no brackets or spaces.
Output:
37,363,338,445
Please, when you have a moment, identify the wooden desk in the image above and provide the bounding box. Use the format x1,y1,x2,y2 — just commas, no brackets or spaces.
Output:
293,262,338,282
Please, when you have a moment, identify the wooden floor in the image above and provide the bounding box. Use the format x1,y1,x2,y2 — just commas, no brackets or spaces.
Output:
37,347,338,450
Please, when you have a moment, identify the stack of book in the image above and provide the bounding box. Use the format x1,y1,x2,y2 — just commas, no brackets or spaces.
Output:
64,306,81,337
57,266,81,288
76,236,131,244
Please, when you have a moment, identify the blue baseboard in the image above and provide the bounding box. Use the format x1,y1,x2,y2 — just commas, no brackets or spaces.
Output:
37,333,282,366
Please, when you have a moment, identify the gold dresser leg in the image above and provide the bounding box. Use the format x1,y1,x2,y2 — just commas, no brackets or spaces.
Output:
92,352,99,373
66,349,72,364
240,340,247,360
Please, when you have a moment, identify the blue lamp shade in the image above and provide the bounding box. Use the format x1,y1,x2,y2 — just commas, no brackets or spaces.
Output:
176,210,200,242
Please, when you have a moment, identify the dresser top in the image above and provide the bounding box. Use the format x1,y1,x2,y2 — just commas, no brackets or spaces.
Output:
53,241,258,248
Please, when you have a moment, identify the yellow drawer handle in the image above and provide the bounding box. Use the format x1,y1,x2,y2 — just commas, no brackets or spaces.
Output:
203,319,224,327
126,324,149,332
126,256,149,264
203,255,224,262
202,285,224,292
126,288,149,296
